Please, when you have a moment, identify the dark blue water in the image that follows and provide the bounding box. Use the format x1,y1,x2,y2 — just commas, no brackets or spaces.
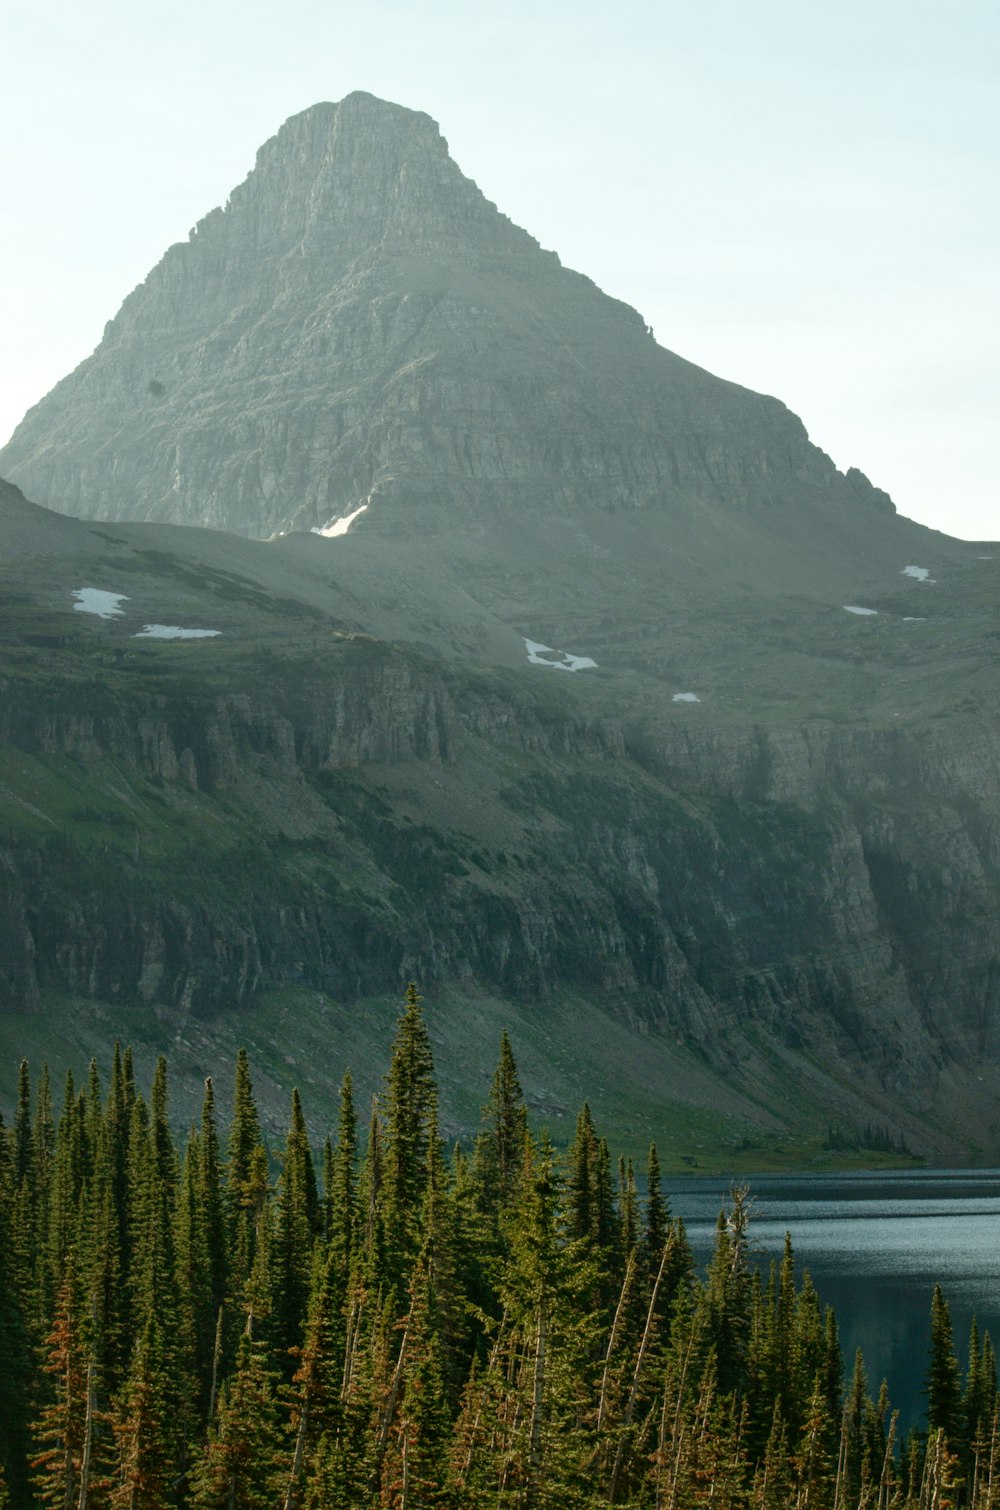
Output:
670,1169,1000,1431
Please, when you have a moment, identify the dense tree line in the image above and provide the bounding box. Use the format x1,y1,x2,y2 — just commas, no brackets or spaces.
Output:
1,985,998,1508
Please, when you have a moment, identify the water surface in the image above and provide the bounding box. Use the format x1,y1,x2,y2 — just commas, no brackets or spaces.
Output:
670,1168,1000,1431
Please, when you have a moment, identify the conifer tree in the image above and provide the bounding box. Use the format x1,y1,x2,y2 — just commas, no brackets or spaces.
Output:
379,1259,452,1509
470,1030,528,1232
325,1072,357,1292
700,1187,754,1400
227,1050,263,1298
30,1260,88,1510
644,1142,669,1280
355,1097,386,1290
382,983,437,1284
29,1065,55,1324
793,1373,836,1508
928,1282,965,1453
190,1327,285,1510
965,1317,998,1471
109,1308,175,1510
149,1056,178,1195
198,1077,228,1336
617,1156,639,1260
281,1246,349,1510
752,1401,792,1509
45,1071,81,1306
566,1104,597,1246
104,1045,130,1258
13,1059,32,1188
274,1088,320,1369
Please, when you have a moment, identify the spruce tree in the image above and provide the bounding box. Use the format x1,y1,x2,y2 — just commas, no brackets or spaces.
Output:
325,1072,357,1292
109,1309,175,1510
30,1260,88,1510
198,1077,228,1335
644,1142,668,1282
227,1049,263,1298
471,1030,528,1231
274,1089,320,1367
190,1327,285,1510
927,1283,965,1453
13,1059,32,1188
382,983,437,1283
149,1055,178,1195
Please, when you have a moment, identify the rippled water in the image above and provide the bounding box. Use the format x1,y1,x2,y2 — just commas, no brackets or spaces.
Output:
670,1169,1000,1430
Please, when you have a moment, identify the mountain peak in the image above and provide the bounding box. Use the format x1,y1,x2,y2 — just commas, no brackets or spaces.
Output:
2,96,895,545
199,90,521,269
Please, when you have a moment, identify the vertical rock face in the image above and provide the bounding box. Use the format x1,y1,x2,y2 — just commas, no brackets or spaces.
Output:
2,92,878,540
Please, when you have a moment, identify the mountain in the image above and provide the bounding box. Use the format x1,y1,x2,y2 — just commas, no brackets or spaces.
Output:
0,91,890,544
1,97,998,1162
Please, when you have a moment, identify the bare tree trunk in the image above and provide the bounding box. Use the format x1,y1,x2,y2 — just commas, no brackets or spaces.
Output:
340,1296,362,1403
528,1307,546,1485
283,1397,309,1510
597,1252,636,1434
653,1381,670,1507
876,1411,898,1510
832,1403,849,1510
207,1304,225,1425
374,1326,409,1470
609,1237,675,1504
400,1421,410,1510
460,1309,508,1479
663,1335,699,1510
76,1356,96,1510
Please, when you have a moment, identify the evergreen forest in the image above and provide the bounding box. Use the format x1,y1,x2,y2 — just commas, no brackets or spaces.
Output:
1,986,997,1509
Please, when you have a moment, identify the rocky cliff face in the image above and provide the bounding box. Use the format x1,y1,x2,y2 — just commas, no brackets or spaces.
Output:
2,92,886,543
1,525,998,1153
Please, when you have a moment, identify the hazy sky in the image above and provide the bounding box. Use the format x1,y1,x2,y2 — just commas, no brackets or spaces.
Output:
2,0,997,538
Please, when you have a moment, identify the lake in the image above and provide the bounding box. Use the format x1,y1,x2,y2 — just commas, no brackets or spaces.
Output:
670,1168,1000,1432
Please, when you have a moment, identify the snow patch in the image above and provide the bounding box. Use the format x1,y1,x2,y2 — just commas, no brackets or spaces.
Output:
312,503,369,538
672,693,701,703
73,588,129,618
978,555,993,560
523,638,597,672
843,605,878,616
902,617,925,622
901,565,935,582
134,625,221,639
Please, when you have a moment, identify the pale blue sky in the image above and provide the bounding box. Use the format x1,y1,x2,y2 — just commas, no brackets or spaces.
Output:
2,0,997,537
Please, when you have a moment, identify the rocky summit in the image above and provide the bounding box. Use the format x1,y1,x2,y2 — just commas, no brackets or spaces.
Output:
0,96,998,1163
0,91,905,544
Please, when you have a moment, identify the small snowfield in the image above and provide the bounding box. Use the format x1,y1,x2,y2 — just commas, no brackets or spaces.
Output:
73,588,129,618
843,606,878,616
901,565,934,582
311,503,369,538
134,625,221,639
523,638,597,672
672,693,701,703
